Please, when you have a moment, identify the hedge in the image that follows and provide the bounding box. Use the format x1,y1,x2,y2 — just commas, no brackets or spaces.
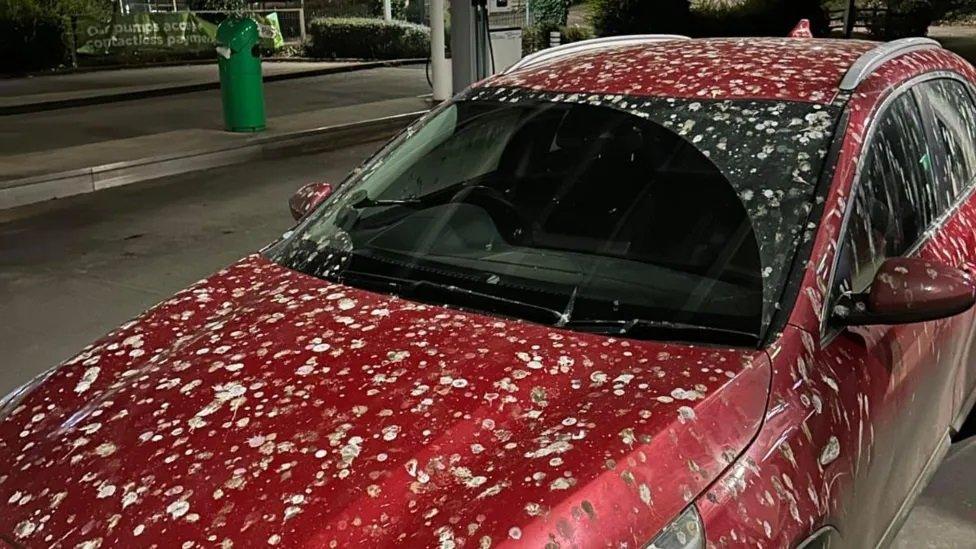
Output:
590,0,691,36
523,24,594,55
1,0,71,74
0,12,67,73
531,0,571,27
864,0,935,39
691,0,830,37
307,17,429,59
589,0,830,37
305,0,406,20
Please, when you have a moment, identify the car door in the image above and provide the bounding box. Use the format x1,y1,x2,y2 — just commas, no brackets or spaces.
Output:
812,82,972,548
912,77,976,430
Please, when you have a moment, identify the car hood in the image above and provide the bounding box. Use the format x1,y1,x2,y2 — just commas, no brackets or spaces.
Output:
0,255,770,548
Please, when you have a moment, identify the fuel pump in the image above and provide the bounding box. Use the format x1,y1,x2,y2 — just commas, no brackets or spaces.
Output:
444,0,527,95
450,0,491,93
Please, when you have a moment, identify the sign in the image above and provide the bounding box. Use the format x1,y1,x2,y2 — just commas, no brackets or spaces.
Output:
489,28,522,73
75,12,283,56
488,0,513,14
258,13,285,50
76,12,217,55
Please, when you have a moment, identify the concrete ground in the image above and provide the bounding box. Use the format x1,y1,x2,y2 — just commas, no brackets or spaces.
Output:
930,25,976,65
892,436,976,548
0,61,424,113
0,62,349,99
0,141,380,395
0,65,428,156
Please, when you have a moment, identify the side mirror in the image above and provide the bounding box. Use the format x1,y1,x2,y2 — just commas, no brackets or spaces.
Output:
832,257,976,326
289,182,333,221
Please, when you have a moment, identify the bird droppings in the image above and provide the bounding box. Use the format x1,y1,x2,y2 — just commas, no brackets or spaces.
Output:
818,437,841,467
695,43,976,549
5,37,971,549
0,252,772,547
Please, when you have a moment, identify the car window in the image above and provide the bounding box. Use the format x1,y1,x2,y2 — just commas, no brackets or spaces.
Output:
272,94,841,345
373,103,520,199
914,79,976,201
830,92,934,302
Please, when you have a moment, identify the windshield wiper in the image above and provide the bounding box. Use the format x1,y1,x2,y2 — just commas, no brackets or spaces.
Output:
348,178,490,211
350,195,423,209
563,318,758,346
335,270,564,324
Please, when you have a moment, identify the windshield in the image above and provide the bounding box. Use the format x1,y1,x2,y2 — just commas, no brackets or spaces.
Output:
268,89,839,346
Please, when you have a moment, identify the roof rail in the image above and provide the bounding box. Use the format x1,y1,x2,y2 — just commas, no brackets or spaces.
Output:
504,34,691,75
839,37,941,91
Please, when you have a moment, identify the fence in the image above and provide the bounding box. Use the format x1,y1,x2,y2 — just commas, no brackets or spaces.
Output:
401,0,528,28
489,0,530,30
828,6,888,37
116,0,306,42
194,9,306,42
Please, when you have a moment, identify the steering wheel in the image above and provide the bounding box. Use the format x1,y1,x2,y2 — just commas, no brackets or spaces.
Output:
450,185,529,242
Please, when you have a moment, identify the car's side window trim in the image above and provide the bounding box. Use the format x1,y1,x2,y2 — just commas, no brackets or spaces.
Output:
820,71,976,344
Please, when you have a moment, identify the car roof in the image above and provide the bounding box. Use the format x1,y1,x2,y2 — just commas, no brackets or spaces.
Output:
484,37,880,105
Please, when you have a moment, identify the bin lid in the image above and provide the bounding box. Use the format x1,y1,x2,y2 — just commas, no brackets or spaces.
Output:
216,16,260,49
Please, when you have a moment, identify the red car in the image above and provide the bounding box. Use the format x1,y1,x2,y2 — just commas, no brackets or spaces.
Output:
3,35,976,549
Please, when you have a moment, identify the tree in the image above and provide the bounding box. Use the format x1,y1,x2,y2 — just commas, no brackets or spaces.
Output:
590,0,692,36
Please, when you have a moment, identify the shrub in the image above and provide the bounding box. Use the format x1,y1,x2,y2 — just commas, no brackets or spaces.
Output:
589,0,691,36
532,0,571,26
305,0,405,20
932,0,973,21
865,0,934,39
522,23,594,55
307,17,429,59
0,12,66,73
0,0,115,73
691,0,830,37
0,0,69,74
522,24,545,54
561,24,594,43
588,0,832,38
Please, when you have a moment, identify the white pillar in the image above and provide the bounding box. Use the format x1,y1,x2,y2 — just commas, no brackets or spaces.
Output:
383,0,393,21
430,0,452,101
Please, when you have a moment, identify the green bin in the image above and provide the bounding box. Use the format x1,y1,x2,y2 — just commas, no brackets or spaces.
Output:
216,16,266,132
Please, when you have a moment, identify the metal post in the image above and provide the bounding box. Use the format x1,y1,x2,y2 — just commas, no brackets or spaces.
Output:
431,0,451,101
474,5,485,77
844,0,856,38
68,15,79,68
451,0,477,92
383,0,393,21
299,0,307,42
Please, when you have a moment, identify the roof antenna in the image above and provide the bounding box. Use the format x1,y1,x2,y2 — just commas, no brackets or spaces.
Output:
789,19,814,38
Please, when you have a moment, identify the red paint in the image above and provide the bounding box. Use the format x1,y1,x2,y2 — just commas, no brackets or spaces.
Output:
0,257,769,547
289,182,334,221
700,47,976,547
789,20,814,39
867,258,975,318
4,39,976,548
487,38,877,104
